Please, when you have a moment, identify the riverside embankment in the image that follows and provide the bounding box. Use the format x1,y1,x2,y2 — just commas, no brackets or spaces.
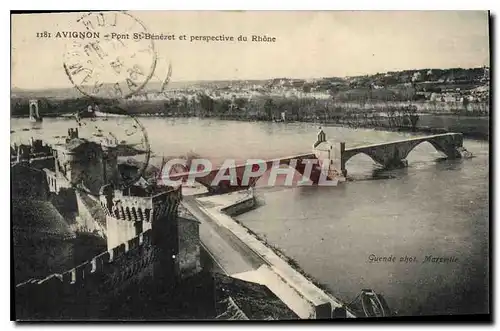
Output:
11,117,489,316
182,188,356,319
315,113,489,140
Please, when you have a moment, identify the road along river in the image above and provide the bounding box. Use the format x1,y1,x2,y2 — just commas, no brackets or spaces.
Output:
11,117,489,316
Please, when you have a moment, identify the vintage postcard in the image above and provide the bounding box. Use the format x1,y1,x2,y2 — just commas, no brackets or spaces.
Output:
11,11,490,321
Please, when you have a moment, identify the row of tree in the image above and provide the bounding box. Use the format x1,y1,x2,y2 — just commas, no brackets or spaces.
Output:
10,91,485,125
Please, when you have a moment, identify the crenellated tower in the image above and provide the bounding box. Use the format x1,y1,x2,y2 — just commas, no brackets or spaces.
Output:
99,184,198,282
53,128,121,196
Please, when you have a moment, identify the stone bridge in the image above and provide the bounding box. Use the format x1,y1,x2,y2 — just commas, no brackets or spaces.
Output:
164,153,330,193
340,133,464,176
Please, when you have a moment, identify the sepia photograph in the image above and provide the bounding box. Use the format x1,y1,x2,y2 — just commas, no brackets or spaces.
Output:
10,10,490,321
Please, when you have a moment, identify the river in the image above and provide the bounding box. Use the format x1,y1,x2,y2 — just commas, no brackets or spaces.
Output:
10,117,489,317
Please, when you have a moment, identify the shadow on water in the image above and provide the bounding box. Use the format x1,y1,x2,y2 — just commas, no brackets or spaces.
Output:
254,195,267,208
347,165,408,181
371,167,408,180
434,157,464,172
350,156,467,182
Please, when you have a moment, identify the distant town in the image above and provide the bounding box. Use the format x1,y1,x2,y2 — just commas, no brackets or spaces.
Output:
11,10,491,321
12,66,490,117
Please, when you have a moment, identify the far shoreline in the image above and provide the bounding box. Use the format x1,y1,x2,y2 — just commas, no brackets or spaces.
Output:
10,113,490,141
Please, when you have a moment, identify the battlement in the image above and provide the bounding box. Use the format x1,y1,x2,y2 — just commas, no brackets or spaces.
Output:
102,199,153,223
16,229,154,292
44,168,59,193
101,136,119,148
15,182,200,318
66,128,79,141
100,185,182,223
11,139,54,164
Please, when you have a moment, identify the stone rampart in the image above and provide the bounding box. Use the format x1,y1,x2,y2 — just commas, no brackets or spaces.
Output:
15,230,158,319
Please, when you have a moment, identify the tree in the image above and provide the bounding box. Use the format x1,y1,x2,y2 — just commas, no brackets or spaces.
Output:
462,97,470,111
198,93,214,116
409,111,419,130
215,99,231,115
264,98,275,121
234,97,247,110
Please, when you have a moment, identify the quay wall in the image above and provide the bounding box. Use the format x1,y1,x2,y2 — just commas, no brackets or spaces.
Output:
220,195,257,217
197,193,356,319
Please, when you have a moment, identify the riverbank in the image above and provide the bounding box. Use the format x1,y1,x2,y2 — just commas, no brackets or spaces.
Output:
192,190,356,318
12,112,488,141
315,120,489,141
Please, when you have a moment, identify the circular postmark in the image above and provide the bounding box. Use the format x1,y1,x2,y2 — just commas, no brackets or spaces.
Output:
159,62,173,96
63,11,157,99
63,103,151,196
130,57,173,98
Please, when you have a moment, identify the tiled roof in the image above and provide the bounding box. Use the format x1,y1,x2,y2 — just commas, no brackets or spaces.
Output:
12,199,77,285
214,273,299,320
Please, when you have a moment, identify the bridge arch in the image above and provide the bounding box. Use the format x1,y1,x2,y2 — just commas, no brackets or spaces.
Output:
342,150,392,168
342,139,454,168
398,139,452,161
341,133,464,175
342,151,384,167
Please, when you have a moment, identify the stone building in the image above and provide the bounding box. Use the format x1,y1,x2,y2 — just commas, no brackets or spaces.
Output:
12,127,299,321
14,127,204,319
51,128,120,196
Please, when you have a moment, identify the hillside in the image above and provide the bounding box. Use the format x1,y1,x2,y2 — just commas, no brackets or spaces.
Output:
12,67,489,100
11,66,489,120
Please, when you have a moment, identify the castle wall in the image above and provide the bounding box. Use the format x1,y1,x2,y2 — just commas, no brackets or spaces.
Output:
101,187,182,252
54,141,108,196
15,230,160,320
44,169,72,193
29,156,56,171
13,235,75,286
106,214,139,250
177,218,202,278
15,182,203,320
102,193,155,250
75,147,106,195
102,147,120,186
44,169,59,193
75,190,107,235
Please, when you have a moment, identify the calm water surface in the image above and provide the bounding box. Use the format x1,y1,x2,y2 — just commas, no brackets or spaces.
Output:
11,117,489,316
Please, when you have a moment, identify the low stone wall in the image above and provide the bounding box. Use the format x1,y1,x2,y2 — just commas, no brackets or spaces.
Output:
220,194,256,217
196,195,355,319
75,190,107,235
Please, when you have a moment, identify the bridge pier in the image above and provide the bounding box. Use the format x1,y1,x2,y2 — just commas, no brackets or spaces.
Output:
340,142,347,177
385,158,409,170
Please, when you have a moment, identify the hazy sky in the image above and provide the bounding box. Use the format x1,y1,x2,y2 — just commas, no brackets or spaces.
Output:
11,11,490,89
